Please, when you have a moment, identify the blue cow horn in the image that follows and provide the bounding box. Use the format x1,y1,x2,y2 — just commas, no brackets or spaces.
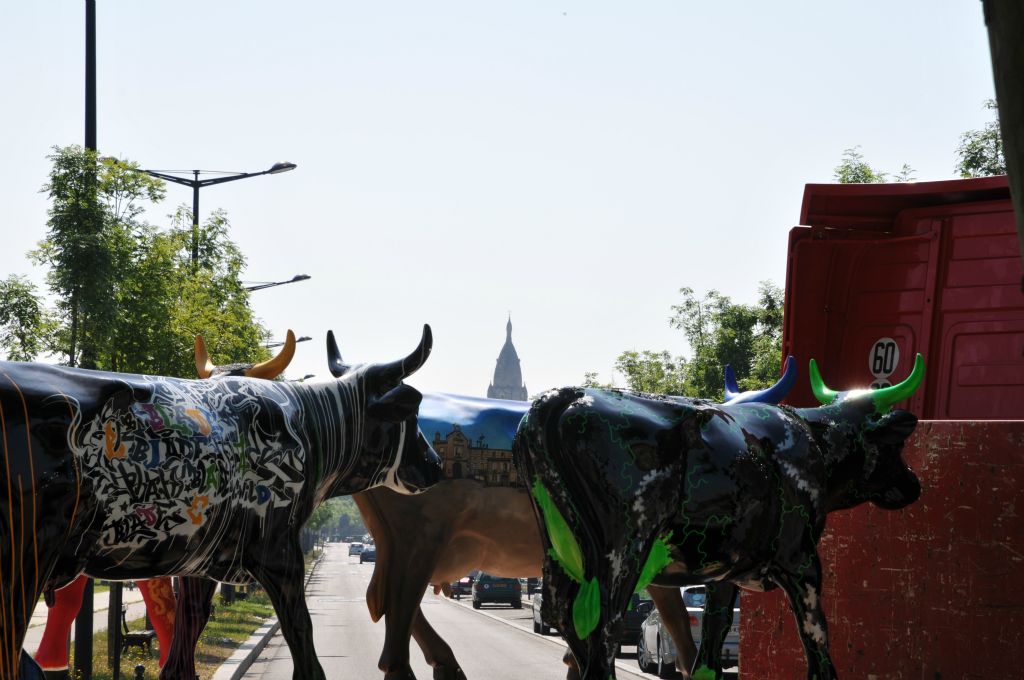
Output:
724,356,796,404
326,330,348,378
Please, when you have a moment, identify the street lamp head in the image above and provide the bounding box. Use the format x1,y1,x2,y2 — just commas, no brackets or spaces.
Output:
267,161,297,174
291,274,311,282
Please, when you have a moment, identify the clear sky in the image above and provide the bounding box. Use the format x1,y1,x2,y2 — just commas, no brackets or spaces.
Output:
0,1,998,396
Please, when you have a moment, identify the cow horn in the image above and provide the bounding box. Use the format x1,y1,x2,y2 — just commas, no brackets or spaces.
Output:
808,358,838,405
245,330,296,379
194,336,214,379
871,353,925,413
326,330,349,378
727,356,797,405
723,364,741,401
372,324,433,386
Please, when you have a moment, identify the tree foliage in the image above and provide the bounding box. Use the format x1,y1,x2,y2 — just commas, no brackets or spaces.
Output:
599,282,784,400
955,99,1006,178
2,145,269,376
833,147,915,184
306,497,366,537
0,276,53,361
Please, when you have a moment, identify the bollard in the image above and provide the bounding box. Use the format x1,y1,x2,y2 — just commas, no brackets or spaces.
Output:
134,664,145,680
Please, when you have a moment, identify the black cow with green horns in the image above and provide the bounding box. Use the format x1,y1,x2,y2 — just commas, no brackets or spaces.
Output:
514,355,925,680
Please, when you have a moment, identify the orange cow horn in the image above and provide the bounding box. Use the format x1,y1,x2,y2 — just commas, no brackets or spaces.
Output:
194,336,215,379
246,330,296,379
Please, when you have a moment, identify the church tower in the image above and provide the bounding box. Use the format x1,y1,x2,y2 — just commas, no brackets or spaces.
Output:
487,317,528,401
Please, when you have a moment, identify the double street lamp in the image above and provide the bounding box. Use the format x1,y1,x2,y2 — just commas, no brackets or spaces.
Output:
244,274,311,292
142,162,297,266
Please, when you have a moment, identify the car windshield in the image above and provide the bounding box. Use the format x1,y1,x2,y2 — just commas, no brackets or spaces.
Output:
682,588,706,607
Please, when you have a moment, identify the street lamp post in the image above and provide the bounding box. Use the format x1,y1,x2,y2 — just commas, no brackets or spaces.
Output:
243,274,311,292
142,162,297,266
267,335,312,349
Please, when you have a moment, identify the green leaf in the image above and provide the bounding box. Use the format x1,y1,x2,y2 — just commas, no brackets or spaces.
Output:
532,479,585,583
572,576,601,639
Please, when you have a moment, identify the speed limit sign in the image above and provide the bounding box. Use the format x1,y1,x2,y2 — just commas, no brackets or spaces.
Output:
868,338,899,389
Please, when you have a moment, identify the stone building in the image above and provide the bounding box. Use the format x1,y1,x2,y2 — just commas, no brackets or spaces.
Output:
487,317,528,401
431,424,520,487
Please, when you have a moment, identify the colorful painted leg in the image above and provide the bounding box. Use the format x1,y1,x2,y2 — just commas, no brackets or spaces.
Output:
158,576,217,680
136,577,176,667
33,575,88,677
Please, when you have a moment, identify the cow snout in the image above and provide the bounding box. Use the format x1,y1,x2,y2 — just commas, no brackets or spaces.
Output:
875,468,921,510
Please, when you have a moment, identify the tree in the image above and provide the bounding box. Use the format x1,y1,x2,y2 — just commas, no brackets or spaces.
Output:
593,282,785,400
955,99,1006,178
19,145,269,378
0,276,53,361
833,147,916,184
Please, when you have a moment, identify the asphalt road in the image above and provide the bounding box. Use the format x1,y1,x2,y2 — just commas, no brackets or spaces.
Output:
242,543,649,680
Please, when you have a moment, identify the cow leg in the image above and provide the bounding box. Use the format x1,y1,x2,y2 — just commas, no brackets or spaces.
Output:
648,585,698,678
158,577,217,680
378,570,433,679
137,577,177,668
32,574,88,677
248,539,326,680
409,607,465,680
690,582,737,679
775,556,837,680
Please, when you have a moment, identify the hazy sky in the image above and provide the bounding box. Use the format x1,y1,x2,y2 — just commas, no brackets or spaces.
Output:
0,1,998,396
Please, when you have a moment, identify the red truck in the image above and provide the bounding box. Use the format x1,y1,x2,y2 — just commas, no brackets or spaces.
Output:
743,176,1024,678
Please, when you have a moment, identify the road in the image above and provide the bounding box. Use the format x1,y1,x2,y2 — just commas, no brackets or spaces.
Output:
243,543,650,680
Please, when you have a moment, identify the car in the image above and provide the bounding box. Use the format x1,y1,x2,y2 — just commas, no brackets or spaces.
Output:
450,576,474,600
360,546,377,563
471,573,522,609
618,592,654,653
531,585,555,635
637,586,740,678
348,542,364,556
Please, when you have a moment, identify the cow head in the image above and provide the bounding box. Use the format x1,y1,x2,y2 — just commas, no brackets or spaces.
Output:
194,330,297,379
802,354,925,512
326,326,441,495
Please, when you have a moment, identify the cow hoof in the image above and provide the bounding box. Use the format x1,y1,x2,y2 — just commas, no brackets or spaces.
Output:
384,670,417,680
432,667,466,680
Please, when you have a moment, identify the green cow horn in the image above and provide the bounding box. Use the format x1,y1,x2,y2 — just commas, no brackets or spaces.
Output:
808,358,838,405
872,353,925,413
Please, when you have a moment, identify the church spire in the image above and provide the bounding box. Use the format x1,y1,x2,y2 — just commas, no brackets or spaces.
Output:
488,316,528,401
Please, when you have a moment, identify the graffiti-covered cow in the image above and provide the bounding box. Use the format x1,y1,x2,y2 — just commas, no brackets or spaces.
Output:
1,326,440,680
515,356,924,680
32,332,299,680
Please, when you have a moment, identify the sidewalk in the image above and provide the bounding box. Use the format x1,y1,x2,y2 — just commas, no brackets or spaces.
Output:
23,583,149,653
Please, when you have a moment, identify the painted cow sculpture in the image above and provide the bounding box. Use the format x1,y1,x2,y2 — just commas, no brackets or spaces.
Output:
1,326,440,680
337,329,797,680
32,333,298,679
515,356,924,680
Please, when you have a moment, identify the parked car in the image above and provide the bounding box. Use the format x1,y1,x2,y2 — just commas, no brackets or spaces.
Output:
637,586,740,678
450,576,474,600
359,545,377,563
619,593,654,653
348,542,364,556
531,586,553,635
472,573,522,609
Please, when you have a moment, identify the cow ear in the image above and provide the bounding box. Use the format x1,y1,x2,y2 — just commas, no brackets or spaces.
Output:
367,384,423,422
867,409,918,446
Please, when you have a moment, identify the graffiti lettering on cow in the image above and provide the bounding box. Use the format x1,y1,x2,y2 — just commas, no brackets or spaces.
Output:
188,495,209,525
104,422,126,459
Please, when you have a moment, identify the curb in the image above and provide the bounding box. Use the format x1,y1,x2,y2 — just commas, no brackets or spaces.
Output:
209,552,324,680
210,617,280,680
